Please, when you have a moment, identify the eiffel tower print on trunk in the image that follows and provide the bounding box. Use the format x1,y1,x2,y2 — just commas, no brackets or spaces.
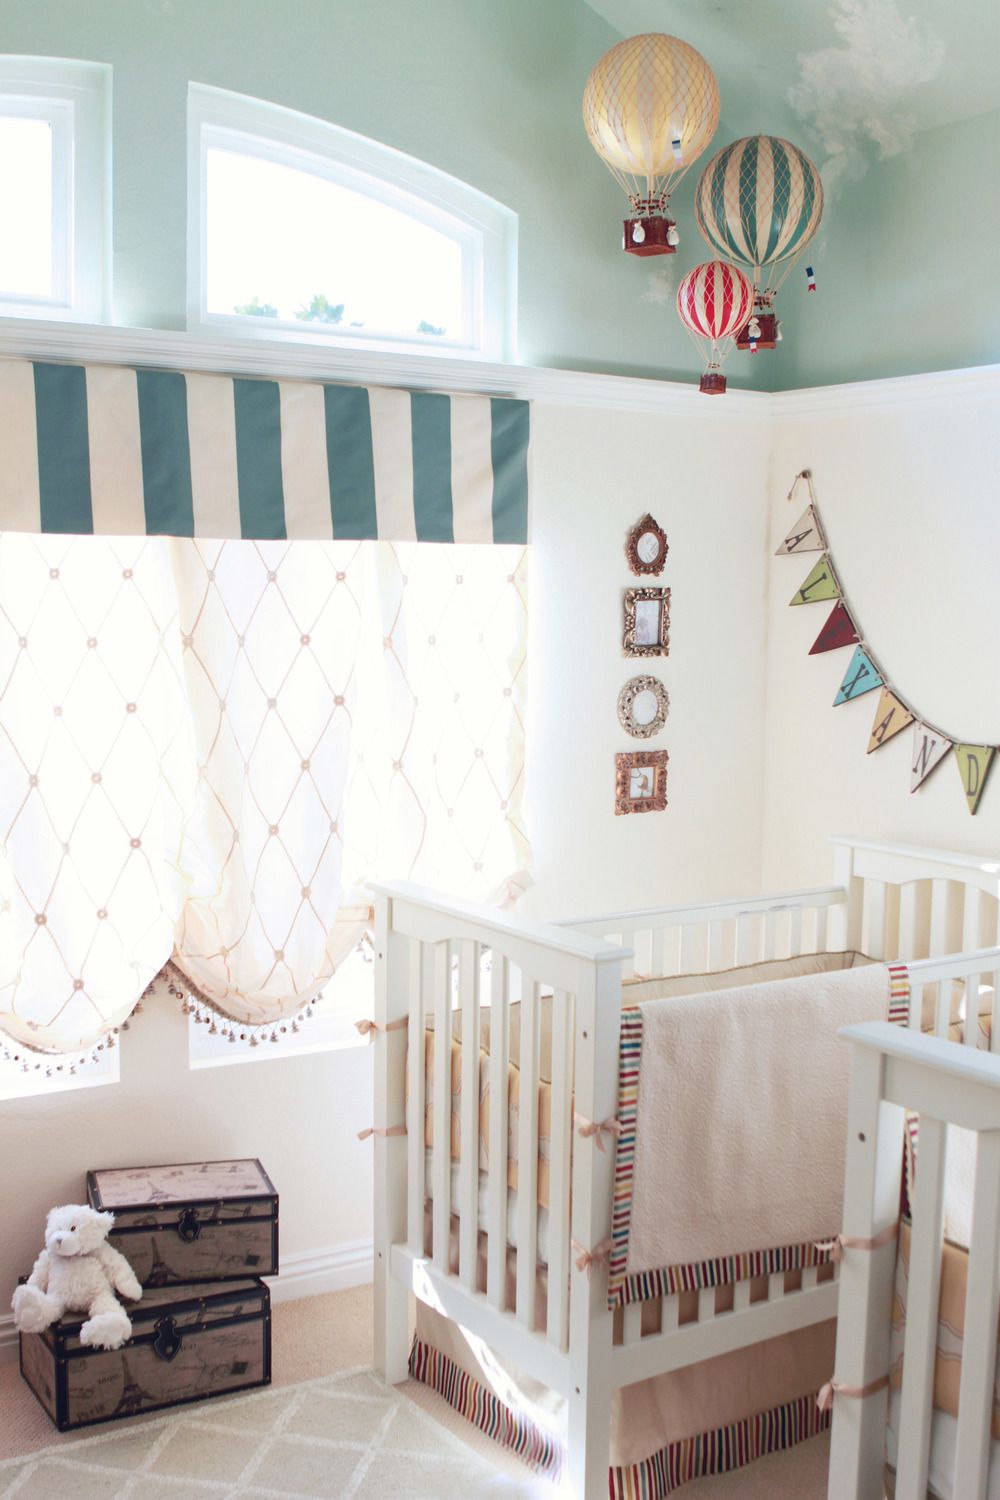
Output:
779,471,998,816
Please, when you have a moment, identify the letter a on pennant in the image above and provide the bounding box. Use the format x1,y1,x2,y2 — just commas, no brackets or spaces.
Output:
911,724,952,792
833,647,882,706
867,688,914,753
953,744,996,815
809,601,859,655
775,505,826,556
790,555,840,607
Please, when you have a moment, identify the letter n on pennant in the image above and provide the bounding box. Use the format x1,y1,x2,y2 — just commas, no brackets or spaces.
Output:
833,647,882,706
954,744,996,815
911,725,952,792
809,601,858,655
867,689,915,753
789,555,840,607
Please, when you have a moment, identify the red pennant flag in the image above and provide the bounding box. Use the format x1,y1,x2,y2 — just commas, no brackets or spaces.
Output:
809,601,859,656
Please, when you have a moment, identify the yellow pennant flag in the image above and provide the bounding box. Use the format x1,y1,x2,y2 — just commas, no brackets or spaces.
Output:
954,744,996,815
789,555,840,607
867,688,915,754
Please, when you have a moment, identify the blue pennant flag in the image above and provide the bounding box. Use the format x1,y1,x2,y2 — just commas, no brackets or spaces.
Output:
833,647,883,706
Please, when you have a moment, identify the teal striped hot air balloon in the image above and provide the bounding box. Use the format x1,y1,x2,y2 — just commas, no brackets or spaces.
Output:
694,136,823,350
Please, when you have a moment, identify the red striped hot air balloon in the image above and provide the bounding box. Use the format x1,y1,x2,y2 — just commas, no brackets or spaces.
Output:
676,259,754,394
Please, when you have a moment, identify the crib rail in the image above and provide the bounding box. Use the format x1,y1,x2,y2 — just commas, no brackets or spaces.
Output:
827,1015,1000,1500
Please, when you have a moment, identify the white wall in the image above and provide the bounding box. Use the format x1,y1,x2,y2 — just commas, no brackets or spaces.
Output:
0,391,772,1349
762,372,1000,891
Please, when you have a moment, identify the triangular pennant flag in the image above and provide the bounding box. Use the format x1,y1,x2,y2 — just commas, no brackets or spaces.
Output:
911,724,953,792
833,647,882,706
790,555,840,607
809,601,859,655
866,688,915,753
954,744,996,815
775,505,826,556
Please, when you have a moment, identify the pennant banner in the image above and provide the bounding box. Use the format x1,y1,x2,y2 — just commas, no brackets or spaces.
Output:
867,689,914,753
775,505,826,556
911,725,953,792
833,647,882,706
809,601,858,656
780,475,997,816
790,555,840,607
954,745,996,816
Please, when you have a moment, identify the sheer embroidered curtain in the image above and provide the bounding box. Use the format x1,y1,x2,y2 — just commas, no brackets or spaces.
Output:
0,532,528,1058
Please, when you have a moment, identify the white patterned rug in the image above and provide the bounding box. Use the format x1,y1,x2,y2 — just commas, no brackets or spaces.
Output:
0,1367,546,1499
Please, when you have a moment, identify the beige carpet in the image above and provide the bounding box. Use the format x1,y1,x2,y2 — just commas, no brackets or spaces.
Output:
0,1284,833,1497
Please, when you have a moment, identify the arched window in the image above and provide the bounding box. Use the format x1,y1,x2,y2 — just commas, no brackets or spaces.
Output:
0,56,110,322
188,85,516,360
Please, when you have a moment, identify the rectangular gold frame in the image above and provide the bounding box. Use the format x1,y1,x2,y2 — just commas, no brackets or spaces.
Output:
623,586,671,658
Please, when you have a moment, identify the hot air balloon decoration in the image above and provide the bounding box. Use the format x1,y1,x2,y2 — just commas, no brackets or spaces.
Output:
694,135,823,351
583,33,720,256
676,260,754,395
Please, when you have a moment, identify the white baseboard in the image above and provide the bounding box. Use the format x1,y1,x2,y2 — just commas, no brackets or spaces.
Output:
0,1238,374,1363
266,1237,374,1304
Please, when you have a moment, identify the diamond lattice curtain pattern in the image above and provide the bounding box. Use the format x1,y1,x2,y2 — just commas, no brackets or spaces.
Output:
0,361,530,1060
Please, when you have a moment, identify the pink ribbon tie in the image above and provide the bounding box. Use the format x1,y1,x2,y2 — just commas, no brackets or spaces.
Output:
575,1114,623,1152
572,1238,613,1278
815,1222,898,1263
355,1016,409,1043
357,1124,408,1141
817,1372,890,1413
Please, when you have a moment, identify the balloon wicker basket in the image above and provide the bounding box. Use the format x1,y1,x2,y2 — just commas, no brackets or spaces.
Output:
736,313,778,350
699,372,727,396
623,216,676,256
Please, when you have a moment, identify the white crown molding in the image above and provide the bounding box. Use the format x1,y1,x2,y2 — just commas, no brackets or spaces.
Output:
0,318,769,418
773,362,1000,419
0,1239,374,1363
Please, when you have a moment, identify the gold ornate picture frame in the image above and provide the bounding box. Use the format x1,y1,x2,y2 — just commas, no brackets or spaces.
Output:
615,749,668,815
617,675,669,738
625,513,669,576
623,586,670,657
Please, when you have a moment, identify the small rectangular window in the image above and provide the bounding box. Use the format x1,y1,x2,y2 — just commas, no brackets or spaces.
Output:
0,57,111,322
0,1046,119,1102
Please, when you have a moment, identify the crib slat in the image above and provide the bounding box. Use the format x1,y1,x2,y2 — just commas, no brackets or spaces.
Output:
649,927,666,979
928,879,949,957
895,1115,947,1500
898,883,918,965
407,941,427,1252
486,956,510,1308
431,942,453,1272
953,1130,1000,1500
814,904,829,954
768,1272,785,1302
865,880,886,960
762,911,777,962
801,1266,818,1291
992,973,1000,1055
662,1294,679,1331
623,1303,643,1346
698,1286,715,1322
788,906,803,959
515,979,541,1328
458,940,481,1288
733,1281,751,1312
547,987,573,1350
934,980,951,1040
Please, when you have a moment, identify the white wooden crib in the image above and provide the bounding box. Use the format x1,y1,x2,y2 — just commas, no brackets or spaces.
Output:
369,837,1000,1498
828,1023,1000,1500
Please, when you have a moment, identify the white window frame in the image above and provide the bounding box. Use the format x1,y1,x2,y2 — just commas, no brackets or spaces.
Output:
187,83,517,361
0,1045,119,1102
0,56,111,322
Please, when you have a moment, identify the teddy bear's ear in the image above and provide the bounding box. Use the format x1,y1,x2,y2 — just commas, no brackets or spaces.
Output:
84,1207,116,1234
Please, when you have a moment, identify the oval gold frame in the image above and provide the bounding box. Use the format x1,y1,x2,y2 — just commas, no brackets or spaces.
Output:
617,675,669,739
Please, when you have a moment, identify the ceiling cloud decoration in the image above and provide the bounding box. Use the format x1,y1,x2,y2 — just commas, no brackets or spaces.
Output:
788,0,945,191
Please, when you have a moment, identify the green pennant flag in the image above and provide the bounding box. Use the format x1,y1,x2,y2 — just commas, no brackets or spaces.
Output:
954,744,996,815
789,555,840,606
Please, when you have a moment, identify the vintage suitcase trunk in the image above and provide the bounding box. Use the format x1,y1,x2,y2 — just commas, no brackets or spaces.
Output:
87,1159,278,1285
19,1277,271,1431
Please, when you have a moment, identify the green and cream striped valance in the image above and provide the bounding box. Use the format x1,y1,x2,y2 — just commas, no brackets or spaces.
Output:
0,360,530,544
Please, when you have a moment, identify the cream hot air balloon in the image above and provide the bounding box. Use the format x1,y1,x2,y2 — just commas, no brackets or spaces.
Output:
694,135,824,351
583,33,720,256
676,260,754,395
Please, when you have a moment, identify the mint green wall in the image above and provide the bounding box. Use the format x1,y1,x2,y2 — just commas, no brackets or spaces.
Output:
772,107,1000,390
0,0,769,390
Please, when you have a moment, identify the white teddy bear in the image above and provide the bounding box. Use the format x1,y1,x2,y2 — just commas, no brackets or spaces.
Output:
12,1204,142,1350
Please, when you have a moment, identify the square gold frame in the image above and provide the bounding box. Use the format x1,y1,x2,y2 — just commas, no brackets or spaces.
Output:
615,749,668,815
